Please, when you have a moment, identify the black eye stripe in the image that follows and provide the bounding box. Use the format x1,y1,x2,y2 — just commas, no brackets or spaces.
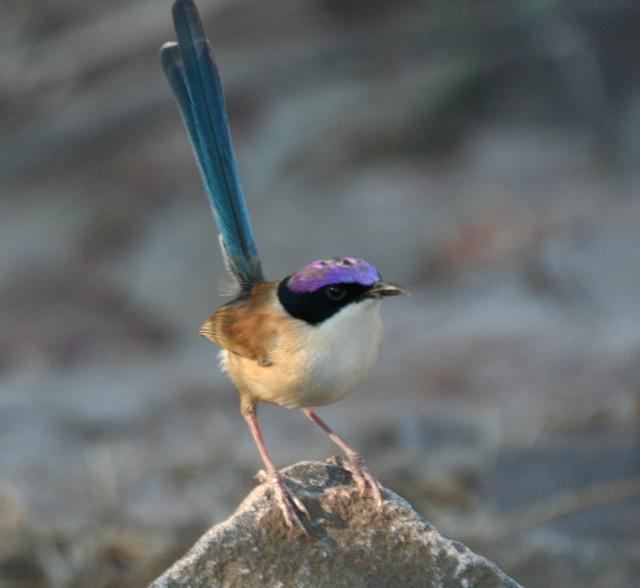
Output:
278,281,370,325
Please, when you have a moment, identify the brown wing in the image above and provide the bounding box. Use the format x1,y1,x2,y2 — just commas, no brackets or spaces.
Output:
199,282,278,365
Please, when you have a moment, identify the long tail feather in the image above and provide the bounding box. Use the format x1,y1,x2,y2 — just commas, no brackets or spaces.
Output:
161,0,264,291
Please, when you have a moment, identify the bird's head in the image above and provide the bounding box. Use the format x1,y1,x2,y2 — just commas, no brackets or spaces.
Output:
277,257,407,325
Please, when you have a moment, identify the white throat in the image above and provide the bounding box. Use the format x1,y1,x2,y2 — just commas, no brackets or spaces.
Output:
297,298,383,406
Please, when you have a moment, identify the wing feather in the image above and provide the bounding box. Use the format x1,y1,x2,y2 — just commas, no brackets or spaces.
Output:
200,282,278,365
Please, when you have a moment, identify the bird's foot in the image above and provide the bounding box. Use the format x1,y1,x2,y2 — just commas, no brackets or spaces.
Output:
340,453,384,507
257,470,310,535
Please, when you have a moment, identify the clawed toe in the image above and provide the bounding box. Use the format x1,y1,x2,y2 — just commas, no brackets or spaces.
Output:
346,453,384,507
288,489,311,518
301,409,384,508
261,472,310,535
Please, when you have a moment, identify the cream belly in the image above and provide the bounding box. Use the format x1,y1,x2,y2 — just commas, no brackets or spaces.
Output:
220,299,383,409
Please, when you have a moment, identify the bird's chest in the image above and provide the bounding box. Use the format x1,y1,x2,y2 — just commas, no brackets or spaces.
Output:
222,300,383,409
293,301,383,406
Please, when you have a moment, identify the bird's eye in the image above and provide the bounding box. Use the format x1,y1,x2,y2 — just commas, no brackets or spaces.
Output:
325,285,347,301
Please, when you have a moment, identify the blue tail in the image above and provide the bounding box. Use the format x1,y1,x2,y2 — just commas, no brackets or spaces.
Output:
161,0,264,291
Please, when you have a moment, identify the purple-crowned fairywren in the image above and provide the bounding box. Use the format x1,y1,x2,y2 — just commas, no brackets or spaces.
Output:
161,0,407,533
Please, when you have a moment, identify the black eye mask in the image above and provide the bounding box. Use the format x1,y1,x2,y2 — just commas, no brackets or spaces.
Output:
277,281,371,325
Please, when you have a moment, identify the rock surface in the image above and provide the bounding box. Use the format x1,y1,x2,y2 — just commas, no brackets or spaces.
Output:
150,461,520,588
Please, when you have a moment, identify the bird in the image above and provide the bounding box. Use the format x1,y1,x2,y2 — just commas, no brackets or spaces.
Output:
161,0,407,533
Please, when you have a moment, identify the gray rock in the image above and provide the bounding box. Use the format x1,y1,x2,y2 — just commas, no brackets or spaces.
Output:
150,460,520,588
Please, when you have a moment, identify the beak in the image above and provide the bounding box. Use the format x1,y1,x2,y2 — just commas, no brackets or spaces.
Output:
366,280,409,299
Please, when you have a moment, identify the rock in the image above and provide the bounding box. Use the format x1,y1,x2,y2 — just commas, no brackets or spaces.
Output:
150,460,521,588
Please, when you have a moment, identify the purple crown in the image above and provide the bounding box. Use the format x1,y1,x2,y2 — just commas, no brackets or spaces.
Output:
287,257,380,294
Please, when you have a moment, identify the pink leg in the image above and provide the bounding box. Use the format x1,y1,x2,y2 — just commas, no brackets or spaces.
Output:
301,408,384,506
243,405,310,533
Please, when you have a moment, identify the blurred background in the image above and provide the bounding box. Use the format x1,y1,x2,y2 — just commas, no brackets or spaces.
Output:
1,0,640,586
